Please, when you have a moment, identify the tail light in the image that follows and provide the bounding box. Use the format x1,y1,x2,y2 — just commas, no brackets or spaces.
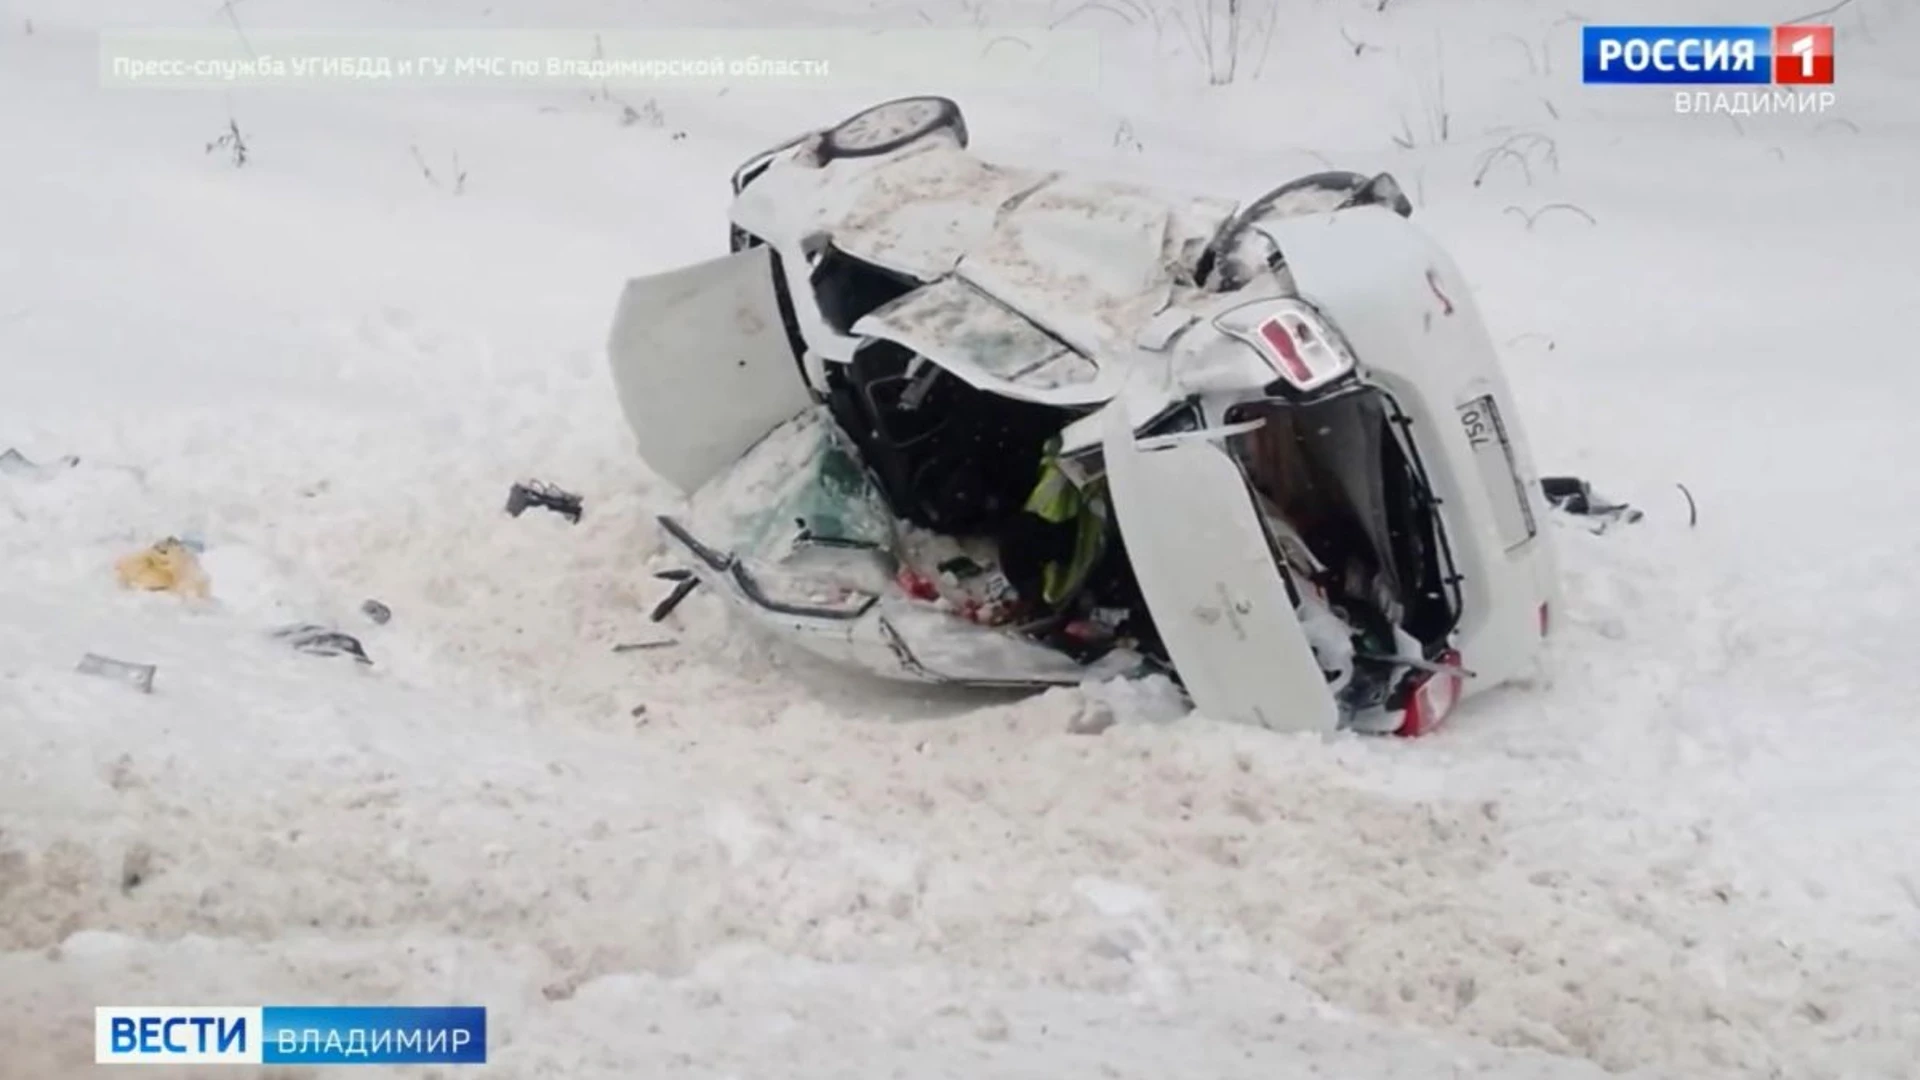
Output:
1215,299,1356,394
1395,649,1464,737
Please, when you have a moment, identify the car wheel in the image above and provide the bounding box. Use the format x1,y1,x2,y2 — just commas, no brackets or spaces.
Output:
820,96,967,161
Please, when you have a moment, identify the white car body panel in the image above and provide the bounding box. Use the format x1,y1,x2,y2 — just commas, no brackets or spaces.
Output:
1259,208,1557,697
611,103,1558,733
607,245,812,493
1100,404,1340,734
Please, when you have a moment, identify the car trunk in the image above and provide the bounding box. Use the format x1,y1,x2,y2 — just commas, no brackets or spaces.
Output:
1225,389,1461,662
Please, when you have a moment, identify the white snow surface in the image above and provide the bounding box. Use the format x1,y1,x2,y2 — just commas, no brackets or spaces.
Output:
4,1,1920,1077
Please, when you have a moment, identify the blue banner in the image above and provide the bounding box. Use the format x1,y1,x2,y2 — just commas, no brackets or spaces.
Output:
1582,26,1772,84
260,1006,486,1065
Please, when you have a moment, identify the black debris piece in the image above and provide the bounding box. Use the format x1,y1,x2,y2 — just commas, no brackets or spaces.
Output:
273,624,373,664
649,575,701,622
506,480,583,523
794,517,882,551
360,599,393,625
612,640,677,652
1541,476,1643,525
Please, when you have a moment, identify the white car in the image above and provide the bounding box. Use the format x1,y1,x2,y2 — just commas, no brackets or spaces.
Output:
608,96,1558,736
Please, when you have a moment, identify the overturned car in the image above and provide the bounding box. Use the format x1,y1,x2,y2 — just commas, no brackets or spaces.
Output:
609,96,1558,736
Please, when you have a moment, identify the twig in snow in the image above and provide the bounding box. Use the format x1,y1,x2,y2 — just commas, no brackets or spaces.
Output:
612,640,677,652
1341,27,1379,58
409,145,466,193
1785,0,1855,22
205,117,248,167
982,35,1034,58
1473,146,1533,188
409,144,437,187
618,98,665,128
1676,483,1698,527
1391,114,1416,150
1051,0,1138,29
1503,203,1596,229
1541,12,1592,76
1817,117,1861,133
1491,33,1540,75
1251,0,1282,80
211,0,256,59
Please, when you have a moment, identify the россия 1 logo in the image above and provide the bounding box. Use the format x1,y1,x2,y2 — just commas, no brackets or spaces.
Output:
1582,25,1834,85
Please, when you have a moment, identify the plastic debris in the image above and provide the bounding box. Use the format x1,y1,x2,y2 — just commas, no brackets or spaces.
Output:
272,624,372,664
649,573,701,622
360,599,392,625
505,480,583,523
76,653,156,693
1541,476,1643,531
115,538,211,599
0,448,79,477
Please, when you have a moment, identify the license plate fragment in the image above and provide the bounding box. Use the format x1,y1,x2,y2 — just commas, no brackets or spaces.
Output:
1458,394,1536,551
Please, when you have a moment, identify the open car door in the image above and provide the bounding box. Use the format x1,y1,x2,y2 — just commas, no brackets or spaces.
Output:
1102,405,1340,734
608,245,812,493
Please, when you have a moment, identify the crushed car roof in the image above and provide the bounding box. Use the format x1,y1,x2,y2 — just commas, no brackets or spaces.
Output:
733,140,1240,358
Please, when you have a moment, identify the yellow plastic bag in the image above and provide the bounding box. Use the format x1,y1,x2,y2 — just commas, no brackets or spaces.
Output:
115,538,210,599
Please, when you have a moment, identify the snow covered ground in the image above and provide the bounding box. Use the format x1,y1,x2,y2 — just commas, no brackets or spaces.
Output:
3,0,1918,1076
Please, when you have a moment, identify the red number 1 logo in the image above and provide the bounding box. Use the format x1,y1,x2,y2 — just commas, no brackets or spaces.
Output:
1774,25,1834,85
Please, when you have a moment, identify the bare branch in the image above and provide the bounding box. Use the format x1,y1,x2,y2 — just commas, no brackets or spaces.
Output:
1784,0,1855,22
1473,146,1533,188
1504,203,1596,230
1491,33,1539,75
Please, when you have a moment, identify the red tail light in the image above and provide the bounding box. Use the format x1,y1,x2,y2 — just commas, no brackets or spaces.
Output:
1256,318,1316,385
1219,299,1356,393
1396,650,1464,737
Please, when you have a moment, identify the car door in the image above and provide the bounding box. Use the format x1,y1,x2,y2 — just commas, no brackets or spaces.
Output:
1100,403,1341,734
607,244,812,493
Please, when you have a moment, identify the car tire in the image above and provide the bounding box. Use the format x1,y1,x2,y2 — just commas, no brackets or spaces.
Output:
1242,171,1414,223
820,96,968,161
